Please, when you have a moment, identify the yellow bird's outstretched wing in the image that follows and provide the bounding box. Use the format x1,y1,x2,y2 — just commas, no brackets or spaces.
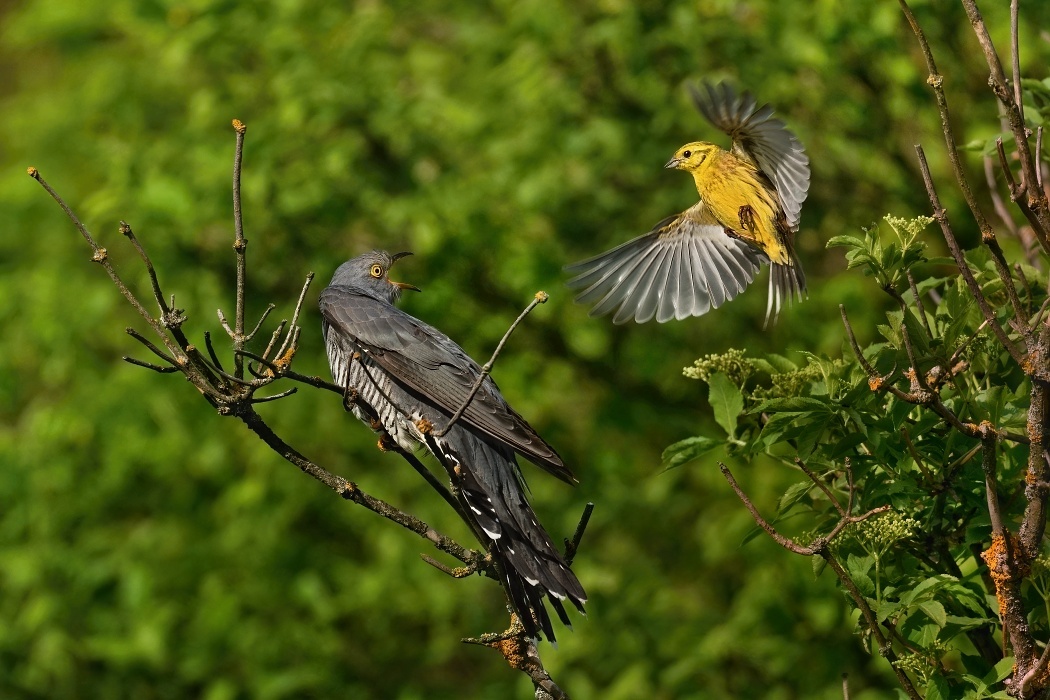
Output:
565,204,764,324
690,81,810,232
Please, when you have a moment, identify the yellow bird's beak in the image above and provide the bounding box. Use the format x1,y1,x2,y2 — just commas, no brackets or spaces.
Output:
664,157,682,169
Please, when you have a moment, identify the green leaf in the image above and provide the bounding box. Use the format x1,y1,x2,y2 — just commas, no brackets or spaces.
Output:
776,481,813,517
661,436,721,470
708,372,743,438
764,353,799,373
827,432,868,459
846,553,874,580
750,358,780,375
826,234,865,249
919,600,947,627
983,656,1015,686
925,674,950,700
752,397,832,414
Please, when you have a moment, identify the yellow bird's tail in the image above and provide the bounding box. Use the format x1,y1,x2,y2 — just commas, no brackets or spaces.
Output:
765,243,806,327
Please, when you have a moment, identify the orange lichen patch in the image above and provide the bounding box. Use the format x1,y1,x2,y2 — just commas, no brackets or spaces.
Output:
376,434,396,452
868,375,883,391
232,119,246,134
274,346,297,370
982,533,1030,620
1031,660,1050,690
1026,469,1040,485
26,166,38,178
416,418,434,434
496,635,529,670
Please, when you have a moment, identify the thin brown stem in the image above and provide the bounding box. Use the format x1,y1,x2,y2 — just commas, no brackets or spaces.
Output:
246,304,276,342
985,156,1025,260
960,0,1050,242
795,458,848,517
981,427,1005,538
1019,379,1050,554
822,552,922,700
563,502,595,566
462,618,569,700
914,145,1030,369
251,387,298,403
231,119,248,379
433,292,549,437
122,356,179,373
720,462,890,556
907,271,933,338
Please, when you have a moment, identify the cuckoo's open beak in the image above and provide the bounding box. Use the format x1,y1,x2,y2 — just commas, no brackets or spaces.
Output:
664,157,682,169
388,251,420,291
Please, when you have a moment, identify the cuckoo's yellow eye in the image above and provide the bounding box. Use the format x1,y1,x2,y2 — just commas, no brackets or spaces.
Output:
370,264,384,278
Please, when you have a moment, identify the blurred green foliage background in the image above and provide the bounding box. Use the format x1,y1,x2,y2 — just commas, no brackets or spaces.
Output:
2,0,1047,698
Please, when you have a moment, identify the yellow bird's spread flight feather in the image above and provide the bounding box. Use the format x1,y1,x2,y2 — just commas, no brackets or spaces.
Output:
567,81,810,325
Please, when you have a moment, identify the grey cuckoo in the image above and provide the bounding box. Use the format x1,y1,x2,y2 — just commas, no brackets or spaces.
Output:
319,250,586,642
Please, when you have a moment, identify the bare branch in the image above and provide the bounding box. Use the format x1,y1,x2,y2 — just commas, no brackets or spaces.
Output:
231,119,248,379
906,271,933,337
821,553,922,700
274,273,315,364
1019,379,1050,554
421,553,483,579
462,617,570,700
251,387,298,403
122,356,179,373
246,303,276,342
720,462,889,556
959,0,1050,240
980,425,1005,538
433,291,549,437
914,145,1030,369
564,502,595,566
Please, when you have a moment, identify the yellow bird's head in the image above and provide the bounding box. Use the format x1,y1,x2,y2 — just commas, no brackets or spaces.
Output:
664,142,721,172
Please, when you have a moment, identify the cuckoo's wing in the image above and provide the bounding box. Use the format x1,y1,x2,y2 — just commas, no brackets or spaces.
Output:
318,287,575,484
565,205,765,324
689,81,810,231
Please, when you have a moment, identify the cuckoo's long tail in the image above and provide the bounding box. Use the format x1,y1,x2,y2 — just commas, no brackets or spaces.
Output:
435,437,586,643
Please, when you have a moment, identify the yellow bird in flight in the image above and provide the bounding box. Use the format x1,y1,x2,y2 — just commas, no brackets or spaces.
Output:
566,81,810,325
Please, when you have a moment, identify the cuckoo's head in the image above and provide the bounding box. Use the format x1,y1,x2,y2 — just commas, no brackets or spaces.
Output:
664,141,721,173
329,250,421,304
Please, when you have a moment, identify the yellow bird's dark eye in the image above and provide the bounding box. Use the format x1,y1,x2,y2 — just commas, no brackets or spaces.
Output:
370,264,384,278
683,150,692,158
